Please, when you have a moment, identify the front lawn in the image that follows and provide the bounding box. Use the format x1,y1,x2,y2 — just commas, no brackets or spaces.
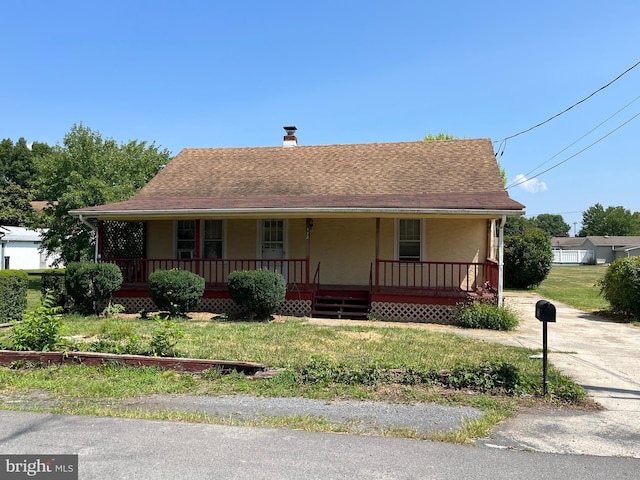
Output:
531,265,609,312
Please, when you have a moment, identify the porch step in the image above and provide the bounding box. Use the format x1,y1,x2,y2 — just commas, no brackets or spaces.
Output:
312,290,371,320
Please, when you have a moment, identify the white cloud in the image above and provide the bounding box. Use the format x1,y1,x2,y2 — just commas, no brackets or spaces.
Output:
512,173,547,193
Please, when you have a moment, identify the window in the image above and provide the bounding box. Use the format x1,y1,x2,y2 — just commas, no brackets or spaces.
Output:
397,219,422,261
203,220,223,258
176,220,195,259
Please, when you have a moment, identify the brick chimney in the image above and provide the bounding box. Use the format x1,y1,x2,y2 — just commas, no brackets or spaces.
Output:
283,126,297,147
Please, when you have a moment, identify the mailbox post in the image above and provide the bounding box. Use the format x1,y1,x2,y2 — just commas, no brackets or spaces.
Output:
535,300,556,397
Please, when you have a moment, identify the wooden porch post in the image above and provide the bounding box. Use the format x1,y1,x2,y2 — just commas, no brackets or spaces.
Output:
306,218,313,290
375,218,380,292
194,220,201,275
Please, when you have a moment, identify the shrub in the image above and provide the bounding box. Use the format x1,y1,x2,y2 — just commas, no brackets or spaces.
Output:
65,262,123,314
148,269,205,317
41,269,67,309
454,301,520,331
0,270,28,322
504,229,553,288
598,257,640,319
227,269,286,320
10,293,63,351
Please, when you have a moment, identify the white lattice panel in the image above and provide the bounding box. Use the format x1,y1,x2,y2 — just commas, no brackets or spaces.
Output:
371,302,455,324
276,300,312,317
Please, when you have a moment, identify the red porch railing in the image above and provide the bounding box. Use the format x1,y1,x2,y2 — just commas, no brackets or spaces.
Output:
375,259,498,295
103,258,311,290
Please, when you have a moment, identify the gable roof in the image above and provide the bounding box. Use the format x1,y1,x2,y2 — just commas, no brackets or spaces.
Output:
584,236,640,248
71,138,524,219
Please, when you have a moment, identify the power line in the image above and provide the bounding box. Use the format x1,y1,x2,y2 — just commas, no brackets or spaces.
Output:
495,59,640,157
515,94,640,182
506,111,640,190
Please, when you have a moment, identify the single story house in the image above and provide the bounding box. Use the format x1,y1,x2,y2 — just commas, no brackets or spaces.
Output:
552,235,640,264
70,128,525,323
0,226,61,270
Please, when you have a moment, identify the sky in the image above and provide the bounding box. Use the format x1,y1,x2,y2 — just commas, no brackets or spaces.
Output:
1,1,639,234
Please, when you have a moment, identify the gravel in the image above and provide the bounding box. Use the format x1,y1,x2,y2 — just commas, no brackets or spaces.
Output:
124,394,483,435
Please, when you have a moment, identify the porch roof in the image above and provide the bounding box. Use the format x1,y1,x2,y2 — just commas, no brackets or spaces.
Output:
71,138,525,219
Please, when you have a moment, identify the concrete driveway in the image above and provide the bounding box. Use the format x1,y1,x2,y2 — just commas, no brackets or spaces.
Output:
469,292,640,458
310,292,640,458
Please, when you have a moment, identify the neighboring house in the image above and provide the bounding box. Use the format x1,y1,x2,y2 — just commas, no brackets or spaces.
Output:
0,226,61,270
551,236,593,264
551,235,640,264
70,128,525,323
582,236,640,264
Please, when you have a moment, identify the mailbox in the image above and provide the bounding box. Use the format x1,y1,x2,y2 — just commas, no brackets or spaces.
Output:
535,300,556,323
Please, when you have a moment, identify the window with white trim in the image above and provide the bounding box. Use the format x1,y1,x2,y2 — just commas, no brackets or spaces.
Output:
203,220,224,258
176,220,195,259
397,219,422,261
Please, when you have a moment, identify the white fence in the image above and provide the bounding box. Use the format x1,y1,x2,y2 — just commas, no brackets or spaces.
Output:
552,249,594,264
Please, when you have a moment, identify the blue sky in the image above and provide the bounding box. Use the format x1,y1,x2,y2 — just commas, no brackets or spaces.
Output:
1,1,638,234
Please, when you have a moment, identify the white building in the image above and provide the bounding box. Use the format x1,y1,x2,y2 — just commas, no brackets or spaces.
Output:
0,226,61,270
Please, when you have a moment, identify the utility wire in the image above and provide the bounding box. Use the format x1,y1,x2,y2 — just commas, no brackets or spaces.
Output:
495,60,640,157
514,94,640,183
506,111,640,190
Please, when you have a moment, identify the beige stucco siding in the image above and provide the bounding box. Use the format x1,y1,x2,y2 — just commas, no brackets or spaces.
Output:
226,220,257,257
146,220,173,258
425,218,487,263
309,218,377,285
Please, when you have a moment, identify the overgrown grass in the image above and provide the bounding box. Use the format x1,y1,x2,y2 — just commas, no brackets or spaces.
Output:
530,265,609,312
0,274,591,443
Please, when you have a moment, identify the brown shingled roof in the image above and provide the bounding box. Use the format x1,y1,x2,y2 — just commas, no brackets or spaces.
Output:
72,139,525,217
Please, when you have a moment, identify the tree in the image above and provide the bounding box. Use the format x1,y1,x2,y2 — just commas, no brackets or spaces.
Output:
0,180,36,226
578,203,640,236
0,137,51,191
35,124,172,264
504,229,553,289
503,216,537,237
534,214,570,237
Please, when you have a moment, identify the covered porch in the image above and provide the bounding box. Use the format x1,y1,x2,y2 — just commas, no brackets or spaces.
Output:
103,255,499,320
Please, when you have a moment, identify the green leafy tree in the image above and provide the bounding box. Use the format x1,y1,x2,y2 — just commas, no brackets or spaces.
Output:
0,180,36,226
504,229,553,289
35,124,171,264
578,203,640,236
503,216,537,237
534,213,570,236
0,137,51,191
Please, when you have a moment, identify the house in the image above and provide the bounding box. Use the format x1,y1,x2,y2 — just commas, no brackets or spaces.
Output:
582,236,640,264
0,226,61,270
70,128,525,323
552,235,640,264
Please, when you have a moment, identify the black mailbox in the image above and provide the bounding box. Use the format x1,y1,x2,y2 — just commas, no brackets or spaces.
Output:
535,300,556,323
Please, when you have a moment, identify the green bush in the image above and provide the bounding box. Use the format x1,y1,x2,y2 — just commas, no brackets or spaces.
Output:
227,269,286,320
0,270,28,322
504,229,553,288
65,262,123,314
454,301,520,331
10,293,63,351
41,269,67,309
598,257,640,319
148,269,205,317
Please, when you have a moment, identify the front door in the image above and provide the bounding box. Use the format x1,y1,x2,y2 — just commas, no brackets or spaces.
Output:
260,219,287,280
261,219,285,259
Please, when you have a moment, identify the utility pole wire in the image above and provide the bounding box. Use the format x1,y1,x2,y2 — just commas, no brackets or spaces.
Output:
506,111,640,190
495,60,640,157
517,94,640,181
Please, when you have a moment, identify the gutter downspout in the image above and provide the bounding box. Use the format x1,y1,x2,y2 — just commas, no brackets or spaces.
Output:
498,215,506,307
79,215,99,263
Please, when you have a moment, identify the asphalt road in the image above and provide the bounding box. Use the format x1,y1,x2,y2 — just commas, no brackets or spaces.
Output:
1,410,639,480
